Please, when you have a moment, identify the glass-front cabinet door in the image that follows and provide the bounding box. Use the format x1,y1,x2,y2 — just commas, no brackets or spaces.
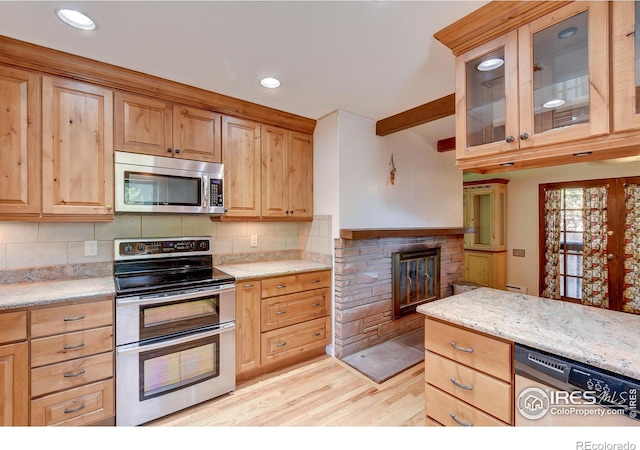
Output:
457,2,609,159
456,31,519,160
517,1,609,149
612,0,640,132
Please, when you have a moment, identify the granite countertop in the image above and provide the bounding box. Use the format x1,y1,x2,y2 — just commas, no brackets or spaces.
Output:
417,287,640,380
217,259,332,280
0,277,116,310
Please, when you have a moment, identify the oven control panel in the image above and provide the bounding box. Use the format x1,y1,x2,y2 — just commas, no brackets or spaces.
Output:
115,237,212,259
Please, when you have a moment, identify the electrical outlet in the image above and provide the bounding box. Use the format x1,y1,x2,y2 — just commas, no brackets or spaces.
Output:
513,248,526,257
250,235,258,248
85,240,98,256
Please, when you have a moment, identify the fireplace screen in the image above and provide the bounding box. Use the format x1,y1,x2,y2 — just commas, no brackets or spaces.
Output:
392,248,440,318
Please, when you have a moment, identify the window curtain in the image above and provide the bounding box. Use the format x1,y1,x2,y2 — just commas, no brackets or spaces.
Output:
623,183,640,314
542,188,562,299
581,186,609,309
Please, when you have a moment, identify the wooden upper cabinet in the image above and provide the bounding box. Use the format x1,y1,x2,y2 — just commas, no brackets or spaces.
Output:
457,1,609,161
41,76,114,217
261,125,313,219
115,92,222,162
612,1,640,133
0,66,40,216
222,116,262,218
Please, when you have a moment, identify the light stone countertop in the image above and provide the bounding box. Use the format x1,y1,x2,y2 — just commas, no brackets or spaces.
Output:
217,259,332,280
0,277,116,310
417,287,640,380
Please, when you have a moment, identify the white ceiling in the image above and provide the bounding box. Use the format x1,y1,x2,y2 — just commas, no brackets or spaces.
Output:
0,0,488,141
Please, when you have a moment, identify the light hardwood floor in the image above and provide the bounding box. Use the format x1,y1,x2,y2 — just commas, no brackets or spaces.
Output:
147,355,425,426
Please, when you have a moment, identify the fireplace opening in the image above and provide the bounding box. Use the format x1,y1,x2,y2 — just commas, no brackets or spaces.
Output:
392,247,440,318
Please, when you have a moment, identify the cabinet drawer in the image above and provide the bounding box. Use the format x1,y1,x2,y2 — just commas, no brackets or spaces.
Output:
261,288,329,332
425,384,507,427
425,351,512,423
0,311,27,344
424,318,511,381
261,270,331,298
261,316,330,364
31,352,113,398
31,299,113,338
30,379,114,426
31,326,113,368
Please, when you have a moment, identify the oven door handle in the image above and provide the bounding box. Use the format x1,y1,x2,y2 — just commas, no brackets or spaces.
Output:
116,322,236,356
117,284,236,307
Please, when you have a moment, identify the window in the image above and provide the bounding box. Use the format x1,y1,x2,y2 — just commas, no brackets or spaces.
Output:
539,176,640,314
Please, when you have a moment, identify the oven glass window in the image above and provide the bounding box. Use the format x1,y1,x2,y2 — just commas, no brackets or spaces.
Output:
140,297,220,340
139,334,220,401
124,171,201,206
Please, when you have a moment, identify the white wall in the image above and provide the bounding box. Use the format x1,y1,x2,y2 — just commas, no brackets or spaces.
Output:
316,109,462,231
464,156,640,296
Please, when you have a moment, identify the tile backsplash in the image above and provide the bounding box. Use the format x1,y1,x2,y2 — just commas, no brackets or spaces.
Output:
0,215,333,274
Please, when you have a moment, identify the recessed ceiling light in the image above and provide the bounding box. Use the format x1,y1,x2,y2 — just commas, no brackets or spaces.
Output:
558,27,578,39
543,99,566,109
477,58,504,72
260,77,281,89
56,8,96,31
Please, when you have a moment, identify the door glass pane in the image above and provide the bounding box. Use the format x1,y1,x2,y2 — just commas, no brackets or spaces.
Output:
636,1,640,114
474,193,492,245
532,10,589,133
466,48,506,146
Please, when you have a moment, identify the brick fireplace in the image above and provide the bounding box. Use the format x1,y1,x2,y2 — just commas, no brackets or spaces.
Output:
333,230,465,359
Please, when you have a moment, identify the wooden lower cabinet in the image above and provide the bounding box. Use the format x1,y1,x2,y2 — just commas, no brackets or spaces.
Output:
29,297,115,426
236,269,332,380
464,250,506,290
424,317,513,426
0,311,28,426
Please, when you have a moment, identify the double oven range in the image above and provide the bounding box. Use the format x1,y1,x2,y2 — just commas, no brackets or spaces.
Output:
113,236,236,426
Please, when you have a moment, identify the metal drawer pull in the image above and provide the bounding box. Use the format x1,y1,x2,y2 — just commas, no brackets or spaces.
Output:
64,403,86,414
276,310,287,315
311,279,321,283
64,315,85,322
450,413,472,427
63,342,86,350
450,342,473,353
311,303,321,307
243,283,255,288
63,369,86,378
276,285,287,289
450,377,473,390
311,332,321,337
276,342,287,348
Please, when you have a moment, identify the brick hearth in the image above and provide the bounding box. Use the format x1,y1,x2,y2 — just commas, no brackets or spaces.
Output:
333,234,464,359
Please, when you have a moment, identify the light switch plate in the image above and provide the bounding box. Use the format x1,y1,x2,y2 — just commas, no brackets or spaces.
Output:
513,248,525,257
250,235,258,247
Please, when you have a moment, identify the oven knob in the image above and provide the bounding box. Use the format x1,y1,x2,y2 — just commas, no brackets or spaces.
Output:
137,244,146,253
199,241,208,250
123,244,133,254
189,241,196,250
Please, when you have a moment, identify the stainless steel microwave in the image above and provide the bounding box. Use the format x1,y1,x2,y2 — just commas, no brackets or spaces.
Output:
114,151,225,215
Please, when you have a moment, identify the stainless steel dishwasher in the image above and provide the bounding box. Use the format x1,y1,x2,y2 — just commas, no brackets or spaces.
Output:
514,344,640,426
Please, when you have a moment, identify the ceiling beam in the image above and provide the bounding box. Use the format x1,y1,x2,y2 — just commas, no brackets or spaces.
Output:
375,93,455,136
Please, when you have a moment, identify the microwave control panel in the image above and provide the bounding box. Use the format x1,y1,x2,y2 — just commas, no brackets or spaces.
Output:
210,179,223,207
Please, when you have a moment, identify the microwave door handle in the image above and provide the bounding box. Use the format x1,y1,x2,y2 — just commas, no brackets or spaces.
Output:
203,176,209,209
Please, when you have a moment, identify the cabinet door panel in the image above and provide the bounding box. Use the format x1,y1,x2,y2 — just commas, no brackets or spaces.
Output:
261,125,288,218
0,342,28,426
41,77,114,216
0,66,40,215
612,1,640,133
114,92,172,156
288,131,313,218
235,281,261,374
173,105,222,162
222,116,261,218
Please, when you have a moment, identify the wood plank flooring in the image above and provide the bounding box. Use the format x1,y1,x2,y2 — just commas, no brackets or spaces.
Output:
147,355,425,427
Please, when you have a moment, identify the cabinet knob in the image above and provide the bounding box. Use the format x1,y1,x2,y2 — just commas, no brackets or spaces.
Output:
175,148,180,154
167,147,173,153
505,135,515,143
607,254,615,260
520,132,529,140
106,205,112,211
